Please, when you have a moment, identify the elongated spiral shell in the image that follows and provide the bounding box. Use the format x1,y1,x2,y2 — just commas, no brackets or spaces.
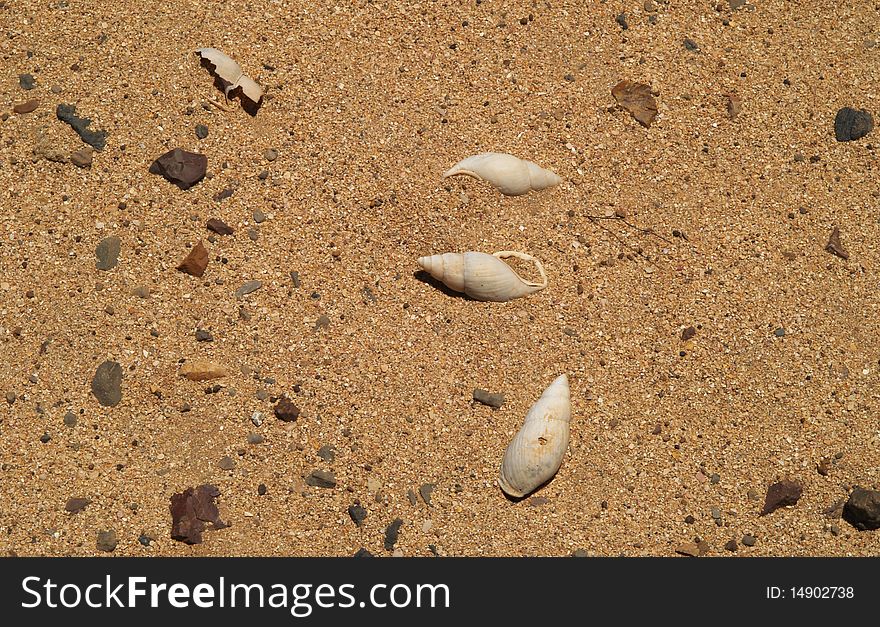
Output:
417,251,547,302
499,374,571,498
443,153,561,196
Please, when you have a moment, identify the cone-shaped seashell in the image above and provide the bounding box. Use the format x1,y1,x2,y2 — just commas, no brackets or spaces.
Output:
417,251,548,302
499,374,571,498
443,153,561,196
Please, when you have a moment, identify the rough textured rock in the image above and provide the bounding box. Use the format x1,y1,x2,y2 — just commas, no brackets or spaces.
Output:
149,148,207,190
91,360,122,407
95,236,121,270
170,484,228,544
56,104,107,150
834,107,873,141
760,480,803,516
842,487,880,531
176,241,209,277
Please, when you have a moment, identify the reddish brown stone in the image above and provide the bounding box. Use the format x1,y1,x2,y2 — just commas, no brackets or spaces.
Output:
177,240,208,277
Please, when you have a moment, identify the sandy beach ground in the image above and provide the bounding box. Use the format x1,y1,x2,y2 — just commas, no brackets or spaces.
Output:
1,0,879,556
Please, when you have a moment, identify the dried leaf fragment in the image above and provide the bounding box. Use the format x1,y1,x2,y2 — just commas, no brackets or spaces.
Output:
612,80,658,128
179,359,230,381
177,240,208,277
195,48,264,106
825,226,849,260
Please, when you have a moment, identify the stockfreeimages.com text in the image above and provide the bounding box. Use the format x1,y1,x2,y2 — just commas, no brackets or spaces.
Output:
22,576,450,617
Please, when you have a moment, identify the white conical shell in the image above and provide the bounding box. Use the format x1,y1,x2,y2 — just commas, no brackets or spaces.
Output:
195,48,244,84
499,374,571,498
417,251,547,302
443,153,561,196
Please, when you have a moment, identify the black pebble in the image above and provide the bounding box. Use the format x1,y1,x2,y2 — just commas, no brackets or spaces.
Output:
258,483,268,496
348,503,367,526
195,124,209,139
834,107,873,142
616,13,628,30
353,548,374,558
384,518,403,550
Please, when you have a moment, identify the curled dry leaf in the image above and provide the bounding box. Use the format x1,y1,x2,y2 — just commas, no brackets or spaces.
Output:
195,48,264,106
611,80,658,128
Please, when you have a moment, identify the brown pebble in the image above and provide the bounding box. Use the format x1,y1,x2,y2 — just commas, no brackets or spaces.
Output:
13,99,39,114
760,480,803,516
825,226,849,260
274,397,300,422
206,218,234,235
177,240,209,277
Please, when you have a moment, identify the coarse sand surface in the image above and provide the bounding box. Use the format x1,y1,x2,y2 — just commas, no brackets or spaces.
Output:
1,0,879,556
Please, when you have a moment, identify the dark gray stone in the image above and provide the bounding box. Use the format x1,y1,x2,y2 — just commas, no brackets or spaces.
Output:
235,280,262,298
95,236,121,270
56,104,107,150
19,74,36,90
419,483,435,506
473,388,504,408
305,470,336,488
843,487,880,530
835,107,873,142
91,361,122,407
317,445,335,462
195,124,209,139
348,503,367,526
384,518,403,550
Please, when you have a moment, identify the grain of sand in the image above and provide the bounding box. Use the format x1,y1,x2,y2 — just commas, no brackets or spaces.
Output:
1,0,879,556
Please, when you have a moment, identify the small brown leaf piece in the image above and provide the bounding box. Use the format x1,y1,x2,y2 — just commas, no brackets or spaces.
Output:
825,227,849,260
725,93,742,119
177,240,208,277
170,484,228,544
612,80,658,128
149,147,207,190
179,359,230,381
760,480,803,516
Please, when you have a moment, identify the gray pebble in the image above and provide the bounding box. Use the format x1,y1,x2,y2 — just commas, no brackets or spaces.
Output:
255,390,269,401
348,503,367,526
419,483,435,506
251,411,265,426
195,329,213,342
91,360,122,407
774,327,785,337
131,285,150,299
95,236,121,271
63,411,77,427
263,148,278,161
742,534,757,547
684,38,699,52
195,124,209,139
473,388,504,408
5,391,15,404
19,74,36,90
317,445,336,462
834,107,873,142
253,209,266,223
711,507,721,519
290,271,301,288
218,456,235,470
247,228,259,241
258,170,269,180
96,529,117,552
138,534,152,547
235,280,262,299
305,470,336,488
247,433,264,445
406,489,417,505
384,518,403,551
315,315,330,330
50,85,62,94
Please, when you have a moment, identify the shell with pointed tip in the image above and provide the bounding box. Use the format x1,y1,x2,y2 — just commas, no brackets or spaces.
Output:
443,153,561,196
499,374,571,498
195,48,264,104
417,251,547,302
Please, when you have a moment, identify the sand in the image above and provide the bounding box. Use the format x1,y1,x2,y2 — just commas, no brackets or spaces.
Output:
1,0,879,557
